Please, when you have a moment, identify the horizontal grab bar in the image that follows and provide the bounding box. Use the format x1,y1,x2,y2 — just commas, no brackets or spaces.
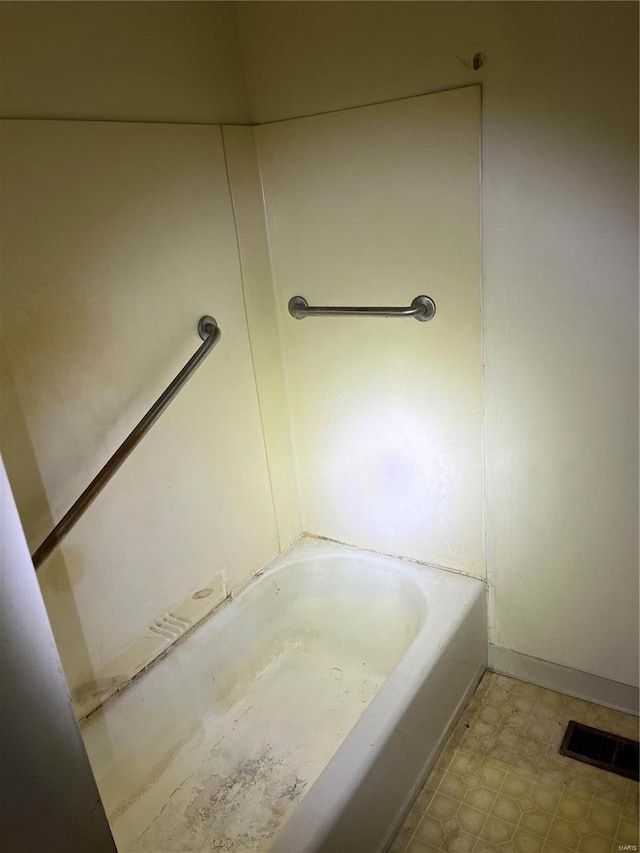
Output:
288,295,436,321
31,315,221,570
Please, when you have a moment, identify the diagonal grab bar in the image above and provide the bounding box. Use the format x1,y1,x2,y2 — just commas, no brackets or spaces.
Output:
31,315,221,570
288,295,436,321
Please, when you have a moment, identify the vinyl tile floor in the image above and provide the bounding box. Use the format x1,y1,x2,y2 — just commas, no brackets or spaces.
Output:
389,672,639,853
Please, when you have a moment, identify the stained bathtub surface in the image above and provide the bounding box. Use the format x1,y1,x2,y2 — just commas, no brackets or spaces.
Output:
82,539,426,851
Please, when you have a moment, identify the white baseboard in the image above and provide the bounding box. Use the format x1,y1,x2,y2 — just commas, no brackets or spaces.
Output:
488,644,639,716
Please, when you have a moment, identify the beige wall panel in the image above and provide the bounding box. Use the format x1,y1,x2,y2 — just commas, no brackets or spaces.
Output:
222,125,302,550
256,87,484,576
0,1,249,123
0,120,278,689
240,1,639,687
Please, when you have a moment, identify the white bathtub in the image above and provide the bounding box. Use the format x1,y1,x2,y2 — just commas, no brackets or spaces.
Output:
82,538,487,852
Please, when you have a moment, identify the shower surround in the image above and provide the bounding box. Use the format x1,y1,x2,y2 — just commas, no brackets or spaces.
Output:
1,82,484,852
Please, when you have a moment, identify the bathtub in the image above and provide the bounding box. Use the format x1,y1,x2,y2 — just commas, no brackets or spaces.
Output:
81,537,487,852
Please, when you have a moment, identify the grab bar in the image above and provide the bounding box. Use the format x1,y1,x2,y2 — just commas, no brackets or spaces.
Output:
32,315,221,570
288,295,436,321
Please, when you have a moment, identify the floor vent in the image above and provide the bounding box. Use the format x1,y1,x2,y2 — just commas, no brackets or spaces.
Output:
559,720,639,781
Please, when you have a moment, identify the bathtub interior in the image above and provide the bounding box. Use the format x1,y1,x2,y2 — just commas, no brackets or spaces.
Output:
81,539,432,851
211,548,424,709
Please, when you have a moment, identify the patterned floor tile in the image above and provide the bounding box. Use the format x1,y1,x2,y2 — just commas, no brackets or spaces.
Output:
388,671,639,853
616,817,640,846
